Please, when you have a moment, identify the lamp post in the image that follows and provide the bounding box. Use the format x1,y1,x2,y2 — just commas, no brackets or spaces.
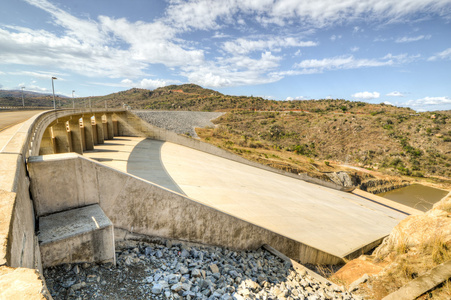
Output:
51,77,57,110
72,90,75,109
21,86,25,107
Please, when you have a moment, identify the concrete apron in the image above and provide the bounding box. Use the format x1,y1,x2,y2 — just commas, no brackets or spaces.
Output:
80,137,412,264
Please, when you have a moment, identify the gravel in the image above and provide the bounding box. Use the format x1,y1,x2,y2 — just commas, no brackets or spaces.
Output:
133,111,224,138
44,240,360,300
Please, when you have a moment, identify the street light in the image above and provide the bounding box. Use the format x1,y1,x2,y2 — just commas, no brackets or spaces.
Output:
51,77,57,110
21,86,25,107
72,90,75,109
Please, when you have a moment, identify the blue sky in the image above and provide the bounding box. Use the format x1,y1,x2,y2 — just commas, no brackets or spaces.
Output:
0,0,450,111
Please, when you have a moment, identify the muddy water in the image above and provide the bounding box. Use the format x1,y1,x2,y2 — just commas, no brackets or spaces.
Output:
379,184,449,212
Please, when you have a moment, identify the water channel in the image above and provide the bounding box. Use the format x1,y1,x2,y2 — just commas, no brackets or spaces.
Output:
379,184,449,212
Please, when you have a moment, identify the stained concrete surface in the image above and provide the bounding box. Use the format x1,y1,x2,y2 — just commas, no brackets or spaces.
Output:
38,204,115,267
83,137,410,259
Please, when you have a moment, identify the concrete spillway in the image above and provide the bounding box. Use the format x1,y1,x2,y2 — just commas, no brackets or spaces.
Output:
84,137,412,263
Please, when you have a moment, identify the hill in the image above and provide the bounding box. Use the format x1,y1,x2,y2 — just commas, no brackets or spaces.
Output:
0,89,65,107
2,84,450,184
196,109,451,181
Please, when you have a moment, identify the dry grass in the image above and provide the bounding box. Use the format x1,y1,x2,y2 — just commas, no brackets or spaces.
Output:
362,229,451,299
196,126,335,180
433,193,451,212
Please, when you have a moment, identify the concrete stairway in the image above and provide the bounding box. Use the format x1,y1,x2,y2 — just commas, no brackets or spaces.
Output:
38,204,115,267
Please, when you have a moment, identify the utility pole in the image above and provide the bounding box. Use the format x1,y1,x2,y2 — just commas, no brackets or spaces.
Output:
52,77,57,110
21,86,25,107
72,90,75,109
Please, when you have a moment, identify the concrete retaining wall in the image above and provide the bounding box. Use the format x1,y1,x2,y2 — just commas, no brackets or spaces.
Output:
0,109,125,298
28,153,344,265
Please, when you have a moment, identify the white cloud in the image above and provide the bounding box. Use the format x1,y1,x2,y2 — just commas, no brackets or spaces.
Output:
120,79,133,85
352,91,380,99
428,47,451,61
293,52,420,74
395,34,431,43
182,51,283,87
139,79,175,89
101,78,180,90
24,0,107,46
0,3,205,79
293,54,415,73
0,26,146,78
3,0,450,91
99,17,204,67
260,95,275,100
222,37,317,55
286,96,306,100
404,96,451,106
164,0,451,31
350,46,359,52
26,84,48,92
330,35,341,41
212,32,231,38
382,101,393,105
386,91,405,97
8,71,65,79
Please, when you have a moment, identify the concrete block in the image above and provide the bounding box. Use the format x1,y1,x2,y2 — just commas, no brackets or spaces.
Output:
38,204,115,267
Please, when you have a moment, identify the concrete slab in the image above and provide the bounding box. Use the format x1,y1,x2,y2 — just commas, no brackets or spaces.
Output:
38,204,115,267
83,137,409,259
383,259,451,300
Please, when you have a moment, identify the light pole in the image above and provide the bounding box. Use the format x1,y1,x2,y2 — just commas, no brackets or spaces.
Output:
21,86,25,107
51,77,57,109
72,90,75,109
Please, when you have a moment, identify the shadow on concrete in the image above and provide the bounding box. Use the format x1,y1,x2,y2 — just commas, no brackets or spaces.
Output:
88,149,120,153
113,138,133,141
126,139,185,195
90,158,129,162
99,142,130,146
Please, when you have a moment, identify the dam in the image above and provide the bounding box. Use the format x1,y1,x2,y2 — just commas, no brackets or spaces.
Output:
0,109,422,297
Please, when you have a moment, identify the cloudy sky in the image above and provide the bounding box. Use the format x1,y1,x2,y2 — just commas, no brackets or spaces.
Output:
1,0,450,111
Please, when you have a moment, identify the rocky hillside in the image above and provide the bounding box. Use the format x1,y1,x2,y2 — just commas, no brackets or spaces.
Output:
197,109,451,182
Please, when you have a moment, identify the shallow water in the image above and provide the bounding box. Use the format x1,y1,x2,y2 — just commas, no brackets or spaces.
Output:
379,184,449,212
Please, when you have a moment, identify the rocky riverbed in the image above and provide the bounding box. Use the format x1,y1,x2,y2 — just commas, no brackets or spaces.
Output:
133,111,224,138
44,240,359,299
